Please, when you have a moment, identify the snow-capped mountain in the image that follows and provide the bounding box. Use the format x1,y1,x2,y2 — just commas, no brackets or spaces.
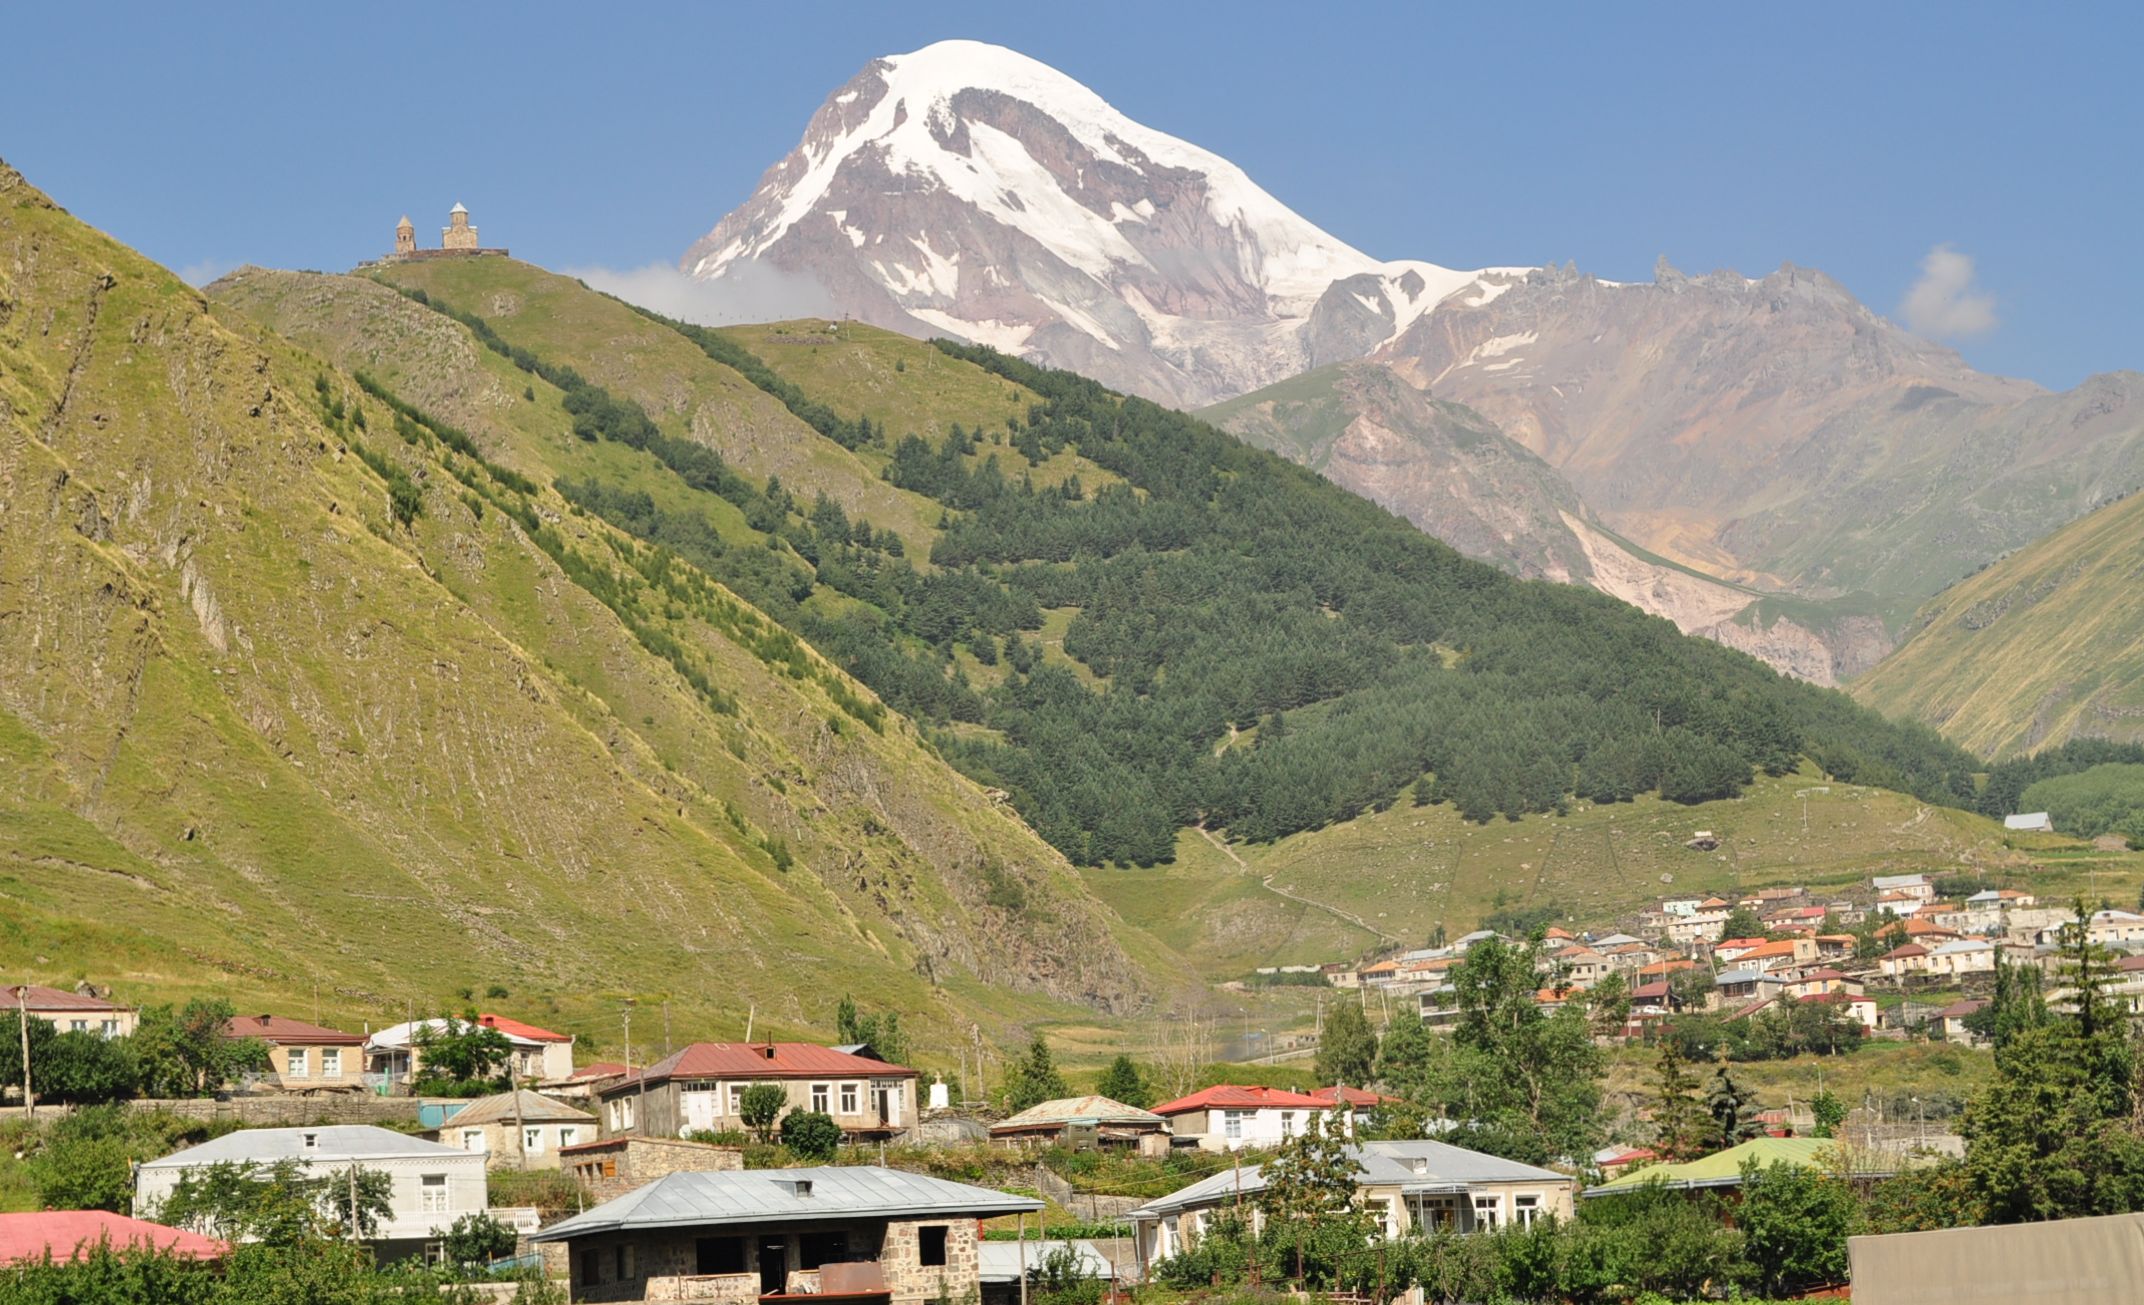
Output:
684,40,1525,407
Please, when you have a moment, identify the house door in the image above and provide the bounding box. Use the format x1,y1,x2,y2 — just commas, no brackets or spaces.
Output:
873,1082,898,1126
758,1237,789,1295
683,1089,718,1133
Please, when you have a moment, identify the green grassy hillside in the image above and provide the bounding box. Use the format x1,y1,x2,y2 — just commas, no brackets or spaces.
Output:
277,256,1986,872
0,161,1183,1057
1853,488,2144,757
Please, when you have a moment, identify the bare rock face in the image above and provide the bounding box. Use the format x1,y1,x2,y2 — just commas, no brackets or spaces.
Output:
683,40,1515,408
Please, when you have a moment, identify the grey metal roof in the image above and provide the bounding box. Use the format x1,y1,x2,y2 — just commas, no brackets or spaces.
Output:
139,1125,467,1170
1714,968,1770,985
438,1089,594,1128
978,1240,1120,1284
1126,1141,1568,1219
532,1166,1043,1242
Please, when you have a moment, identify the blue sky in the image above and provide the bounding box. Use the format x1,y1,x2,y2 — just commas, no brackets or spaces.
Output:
9,1,2139,387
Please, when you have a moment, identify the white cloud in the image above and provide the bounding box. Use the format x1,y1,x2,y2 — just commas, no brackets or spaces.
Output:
564,259,836,327
1899,244,1997,340
178,258,234,288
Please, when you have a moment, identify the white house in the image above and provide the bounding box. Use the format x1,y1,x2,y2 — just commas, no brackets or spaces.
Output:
1871,874,1934,901
1924,939,1997,977
1148,1086,1349,1152
364,1013,575,1090
2003,813,2054,833
134,1125,536,1261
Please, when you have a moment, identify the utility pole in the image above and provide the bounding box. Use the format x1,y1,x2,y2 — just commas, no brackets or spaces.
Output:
348,1165,359,1240
622,1007,634,1133
14,987,33,1122
513,1072,529,1171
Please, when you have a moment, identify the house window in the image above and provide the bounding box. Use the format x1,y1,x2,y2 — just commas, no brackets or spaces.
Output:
322,1049,342,1079
615,1245,637,1279
70,1020,88,1033
1471,1195,1501,1230
420,1174,449,1215
1514,1195,1541,1228
287,1048,310,1079
800,1232,849,1269
698,1236,748,1275
524,1127,544,1154
461,1129,486,1153
1223,1110,1247,1140
100,1020,120,1039
559,1126,579,1149
840,1082,860,1114
918,1226,948,1268
811,1083,831,1113
1280,1111,1296,1139
612,1097,635,1131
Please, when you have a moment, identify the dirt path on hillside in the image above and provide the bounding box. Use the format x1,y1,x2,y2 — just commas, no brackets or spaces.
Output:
1197,825,1399,945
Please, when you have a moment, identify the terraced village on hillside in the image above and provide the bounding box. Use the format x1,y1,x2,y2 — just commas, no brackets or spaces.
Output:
10,12,2144,1305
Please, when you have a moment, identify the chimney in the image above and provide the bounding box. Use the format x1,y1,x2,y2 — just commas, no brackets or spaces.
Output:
301,1132,319,1152
759,1044,777,1060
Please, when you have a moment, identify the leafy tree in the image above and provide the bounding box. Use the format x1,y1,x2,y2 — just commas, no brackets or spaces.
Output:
1408,935,1603,1164
1737,1159,1858,1295
1705,1065,1762,1151
1256,1108,1364,1282
740,1082,788,1143
1094,1054,1153,1109
1373,1009,1434,1099
133,998,270,1097
1315,998,1377,1089
780,1109,843,1161
1650,1038,1709,1161
1965,956,2048,1049
439,1211,520,1268
1716,906,1768,942
410,1011,513,1092
151,1160,392,1244
1002,1035,1070,1113
1810,1088,1846,1139
1584,971,1631,1039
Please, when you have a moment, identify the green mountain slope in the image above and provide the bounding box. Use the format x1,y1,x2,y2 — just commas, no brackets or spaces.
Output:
226,253,1990,877
0,161,1172,1044
1853,488,2144,758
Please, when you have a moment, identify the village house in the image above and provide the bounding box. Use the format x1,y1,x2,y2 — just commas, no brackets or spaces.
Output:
1713,937,1771,966
596,1043,919,1141
542,1062,630,1101
1812,933,1860,962
1418,985,1462,1031
433,1089,595,1170
532,1166,1039,1305
1713,969,1786,1009
1733,937,1820,973
1874,891,1926,918
2087,909,2144,947
135,1125,535,1262
364,1014,576,1091
1552,945,1612,987
1320,962,1361,989
1149,1085,1348,1152
8,984,134,1038
1664,906,1731,945
1936,999,1989,1045
1871,874,1935,902
1128,1139,1576,1263
988,1095,1168,1151
2003,812,2054,833
224,1014,365,1092
1879,944,1930,979
1779,969,1863,1001
1923,938,1997,978
1796,990,1879,1030
563,1136,745,1204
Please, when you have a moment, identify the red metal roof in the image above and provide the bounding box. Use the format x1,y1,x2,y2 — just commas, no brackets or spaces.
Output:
610,1042,916,1089
1149,1084,1335,1114
479,1013,573,1043
7,985,126,1013
0,1212,226,1265
225,1014,363,1045
1306,1085,1389,1107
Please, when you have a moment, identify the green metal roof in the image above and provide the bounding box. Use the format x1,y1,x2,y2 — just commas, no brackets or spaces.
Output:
1587,1136,1847,1195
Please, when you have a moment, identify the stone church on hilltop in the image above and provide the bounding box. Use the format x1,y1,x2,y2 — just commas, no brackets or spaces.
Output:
385,203,506,261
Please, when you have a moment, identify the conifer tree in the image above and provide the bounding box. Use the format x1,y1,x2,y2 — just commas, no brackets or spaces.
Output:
1651,1039,1709,1161
1094,1054,1153,1109
1706,1064,1763,1151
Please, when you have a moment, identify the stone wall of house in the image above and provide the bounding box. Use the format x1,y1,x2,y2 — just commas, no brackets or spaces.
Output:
565,1137,743,1203
880,1218,982,1305
127,1095,428,1126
